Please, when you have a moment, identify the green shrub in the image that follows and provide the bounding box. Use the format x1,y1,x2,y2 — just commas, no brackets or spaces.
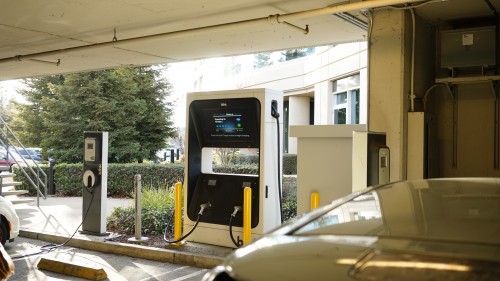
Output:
12,164,51,196
283,154,297,175
14,163,184,197
214,154,297,175
233,154,259,165
107,177,298,235
213,164,258,175
282,176,297,221
105,163,184,197
107,185,176,235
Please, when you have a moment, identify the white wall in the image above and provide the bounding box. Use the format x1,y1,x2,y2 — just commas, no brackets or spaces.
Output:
288,96,310,154
191,43,368,154
239,43,368,152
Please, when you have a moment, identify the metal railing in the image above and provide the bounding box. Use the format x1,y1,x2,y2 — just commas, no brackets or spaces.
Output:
0,116,47,206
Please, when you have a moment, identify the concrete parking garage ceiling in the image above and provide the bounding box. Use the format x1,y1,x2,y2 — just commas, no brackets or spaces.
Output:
0,0,498,80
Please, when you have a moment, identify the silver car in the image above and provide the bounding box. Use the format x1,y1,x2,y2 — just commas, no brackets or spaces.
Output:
203,178,500,281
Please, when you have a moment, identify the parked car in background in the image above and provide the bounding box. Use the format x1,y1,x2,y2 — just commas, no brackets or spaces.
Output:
0,151,18,172
16,148,42,161
203,178,500,281
0,196,19,245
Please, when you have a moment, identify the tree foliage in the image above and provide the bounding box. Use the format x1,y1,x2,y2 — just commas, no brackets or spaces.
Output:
253,52,273,69
13,66,176,163
280,48,315,61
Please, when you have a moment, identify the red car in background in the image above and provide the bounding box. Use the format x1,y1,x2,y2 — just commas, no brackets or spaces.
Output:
0,151,21,172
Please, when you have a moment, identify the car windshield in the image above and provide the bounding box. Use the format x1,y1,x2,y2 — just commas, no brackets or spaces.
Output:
293,178,500,245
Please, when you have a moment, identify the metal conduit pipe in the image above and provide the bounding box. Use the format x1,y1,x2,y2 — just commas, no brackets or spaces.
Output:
0,0,426,65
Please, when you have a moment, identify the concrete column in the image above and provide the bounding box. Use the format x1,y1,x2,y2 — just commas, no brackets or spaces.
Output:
288,96,311,154
314,81,333,125
368,9,411,181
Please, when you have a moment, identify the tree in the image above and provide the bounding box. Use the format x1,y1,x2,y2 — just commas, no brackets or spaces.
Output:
280,48,315,62
253,52,273,69
10,75,65,147
214,148,239,164
14,66,176,163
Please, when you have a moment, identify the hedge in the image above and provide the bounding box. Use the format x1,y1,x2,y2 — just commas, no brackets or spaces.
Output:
14,163,184,197
282,154,297,175
215,154,297,175
13,155,296,197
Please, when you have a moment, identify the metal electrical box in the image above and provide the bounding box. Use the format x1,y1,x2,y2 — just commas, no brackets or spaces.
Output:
441,26,496,68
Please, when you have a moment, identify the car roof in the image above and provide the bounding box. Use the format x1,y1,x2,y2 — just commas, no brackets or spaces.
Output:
290,178,500,246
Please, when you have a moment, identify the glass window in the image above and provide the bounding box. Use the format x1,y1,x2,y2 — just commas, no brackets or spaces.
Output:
336,92,347,104
334,74,360,92
334,108,346,124
332,74,360,125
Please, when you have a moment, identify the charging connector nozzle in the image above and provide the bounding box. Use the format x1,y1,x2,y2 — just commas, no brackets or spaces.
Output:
231,206,243,217
199,202,211,215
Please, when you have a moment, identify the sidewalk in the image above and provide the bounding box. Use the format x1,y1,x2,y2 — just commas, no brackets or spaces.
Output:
13,196,233,269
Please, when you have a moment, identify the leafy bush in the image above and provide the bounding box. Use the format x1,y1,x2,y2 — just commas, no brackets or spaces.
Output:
282,176,297,222
107,185,176,235
12,164,51,196
14,163,184,197
214,154,297,175
14,161,298,234
233,154,259,165
283,154,297,175
213,164,258,175
107,177,298,235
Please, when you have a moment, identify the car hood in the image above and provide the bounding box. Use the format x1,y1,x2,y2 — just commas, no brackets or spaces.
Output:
222,235,500,281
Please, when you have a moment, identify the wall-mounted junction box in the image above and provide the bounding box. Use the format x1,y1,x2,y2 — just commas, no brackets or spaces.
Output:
441,26,496,68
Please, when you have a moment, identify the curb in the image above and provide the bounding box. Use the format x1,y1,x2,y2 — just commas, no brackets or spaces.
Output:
20,229,226,269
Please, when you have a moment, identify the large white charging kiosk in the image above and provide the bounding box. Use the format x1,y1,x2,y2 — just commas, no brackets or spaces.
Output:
184,88,282,248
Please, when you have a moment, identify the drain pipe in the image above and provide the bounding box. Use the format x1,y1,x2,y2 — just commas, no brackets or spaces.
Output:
1,0,426,65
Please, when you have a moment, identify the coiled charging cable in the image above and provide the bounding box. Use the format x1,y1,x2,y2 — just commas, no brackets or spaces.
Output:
229,206,243,247
163,202,210,244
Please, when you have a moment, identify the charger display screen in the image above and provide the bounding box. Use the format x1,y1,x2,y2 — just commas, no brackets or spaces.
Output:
190,98,260,148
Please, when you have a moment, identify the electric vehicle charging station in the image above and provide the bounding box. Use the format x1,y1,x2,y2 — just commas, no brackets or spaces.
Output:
184,88,283,248
81,131,108,235
352,131,390,192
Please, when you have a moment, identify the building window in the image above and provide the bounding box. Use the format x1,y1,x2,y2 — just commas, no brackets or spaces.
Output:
333,74,360,124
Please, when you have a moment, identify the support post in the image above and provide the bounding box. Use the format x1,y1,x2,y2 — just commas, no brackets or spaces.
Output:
310,192,320,210
173,182,184,245
243,187,252,245
128,175,148,243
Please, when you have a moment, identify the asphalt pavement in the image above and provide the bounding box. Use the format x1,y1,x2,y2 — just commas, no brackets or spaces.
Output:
11,196,233,274
6,236,209,281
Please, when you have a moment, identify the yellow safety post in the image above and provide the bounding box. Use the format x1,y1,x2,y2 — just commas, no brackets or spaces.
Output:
311,192,320,210
173,182,184,245
243,187,252,245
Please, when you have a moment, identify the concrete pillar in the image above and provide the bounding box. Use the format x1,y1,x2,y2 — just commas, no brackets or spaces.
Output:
288,96,311,154
368,9,411,181
314,81,333,125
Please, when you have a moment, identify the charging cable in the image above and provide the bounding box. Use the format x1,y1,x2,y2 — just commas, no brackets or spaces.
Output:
271,100,283,223
163,202,211,244
11,187,96,260
228,206,243,247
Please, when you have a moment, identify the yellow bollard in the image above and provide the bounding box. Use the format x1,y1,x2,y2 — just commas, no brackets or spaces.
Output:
173,182,183,244
311,192,320,210
243,187,252,245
